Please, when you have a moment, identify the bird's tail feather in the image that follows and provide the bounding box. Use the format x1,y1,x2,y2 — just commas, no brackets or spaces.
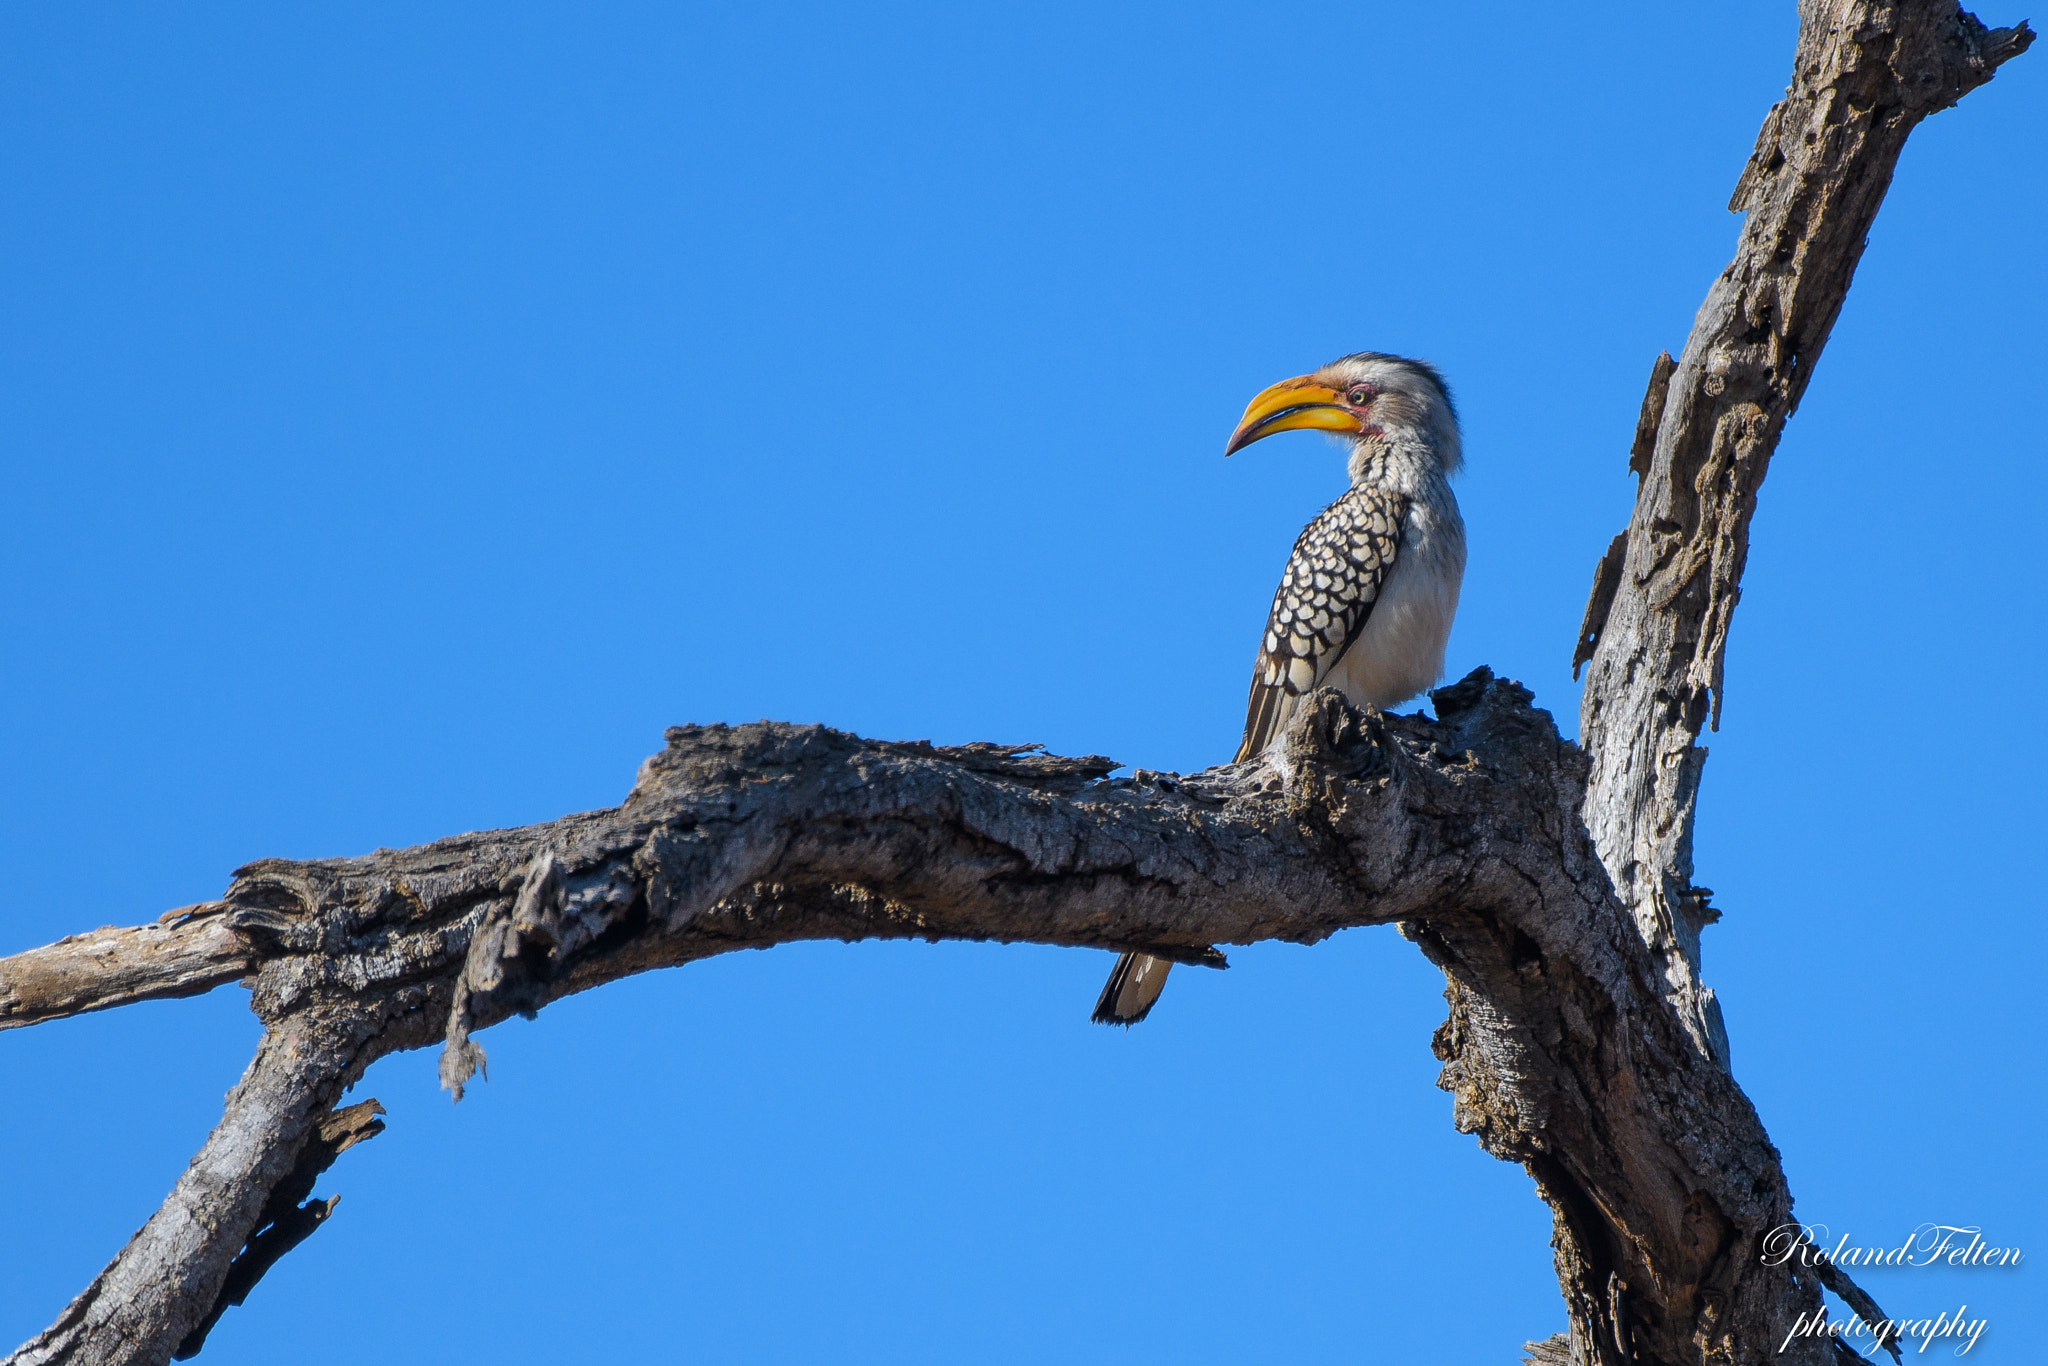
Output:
1091,952,1173,1025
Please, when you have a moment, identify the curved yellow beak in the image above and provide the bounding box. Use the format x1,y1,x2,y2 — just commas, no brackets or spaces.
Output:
1223,376,1359,456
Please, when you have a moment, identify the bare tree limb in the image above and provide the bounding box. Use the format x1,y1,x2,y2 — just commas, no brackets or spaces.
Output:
9,682,1653,1365
172,1099,386,1361
0,678,1797,1366
1577,0,2034,1070
1546,3,2033,1359
0,907,249,1032
3,4,2030,1365
6,1016,368,1366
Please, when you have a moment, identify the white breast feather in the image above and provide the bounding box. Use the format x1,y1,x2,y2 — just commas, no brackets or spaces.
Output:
1325,493,1465,710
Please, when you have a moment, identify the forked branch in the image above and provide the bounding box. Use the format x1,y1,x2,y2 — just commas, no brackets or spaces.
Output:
2,3,2029,1364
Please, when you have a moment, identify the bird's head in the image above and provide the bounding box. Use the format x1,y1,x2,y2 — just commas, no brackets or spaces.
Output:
1223,352,1460,477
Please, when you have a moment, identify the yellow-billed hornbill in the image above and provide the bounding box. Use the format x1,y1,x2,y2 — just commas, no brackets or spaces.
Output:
1093,352,1466,1025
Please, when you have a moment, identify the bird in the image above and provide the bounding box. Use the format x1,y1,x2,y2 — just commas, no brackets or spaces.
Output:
1091,352,1466,1026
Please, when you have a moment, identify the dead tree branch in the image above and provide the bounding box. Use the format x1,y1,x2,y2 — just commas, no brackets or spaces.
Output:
1577,0,2034,1062
2,3,2028,1364
171,1099,386,1361
1505,3,2030,1361
0,908,249,1032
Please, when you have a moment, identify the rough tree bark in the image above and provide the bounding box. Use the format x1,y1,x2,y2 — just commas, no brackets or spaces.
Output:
1,4,2030,1364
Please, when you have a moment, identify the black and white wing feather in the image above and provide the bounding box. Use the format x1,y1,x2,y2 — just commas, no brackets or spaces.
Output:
1235,487,1408,762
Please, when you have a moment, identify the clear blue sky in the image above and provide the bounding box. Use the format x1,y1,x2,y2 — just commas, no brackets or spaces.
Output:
3,3,2042,1361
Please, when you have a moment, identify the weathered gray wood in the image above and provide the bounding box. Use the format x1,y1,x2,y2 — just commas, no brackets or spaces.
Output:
0,907,249,1031
2,3,2030,1364
11,684,1647,1366
172,1099,387,1361
5,1017,363,1366
1552,5,2035,1360
0,680,1827,1366
1579,0,2033,1067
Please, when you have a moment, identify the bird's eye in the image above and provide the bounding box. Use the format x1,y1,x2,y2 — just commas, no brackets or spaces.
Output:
1347,386,1371,405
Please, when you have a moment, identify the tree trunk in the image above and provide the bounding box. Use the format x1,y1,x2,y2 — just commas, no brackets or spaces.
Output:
1,3,2030,1363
